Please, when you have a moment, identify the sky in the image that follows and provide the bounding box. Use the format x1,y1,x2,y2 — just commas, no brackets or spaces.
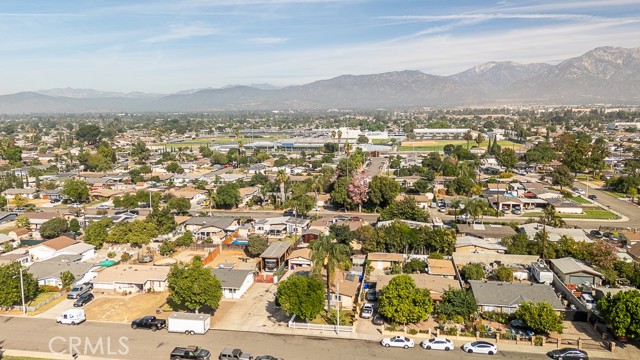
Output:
1,0,640,94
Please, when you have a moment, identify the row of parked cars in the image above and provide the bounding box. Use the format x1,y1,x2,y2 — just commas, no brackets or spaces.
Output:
170,347,283,360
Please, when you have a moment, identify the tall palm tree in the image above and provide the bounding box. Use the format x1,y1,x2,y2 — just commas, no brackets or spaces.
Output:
276,169,289,206
475,133,486,149
463,130,474,150
343,140,352,179
309,235,352,311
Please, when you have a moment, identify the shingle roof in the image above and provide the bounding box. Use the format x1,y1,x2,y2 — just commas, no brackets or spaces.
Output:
184,217,236,229
468,280,564,310
211,269,254,289
549,257,603,277
41,236,78,251
367,252,404,262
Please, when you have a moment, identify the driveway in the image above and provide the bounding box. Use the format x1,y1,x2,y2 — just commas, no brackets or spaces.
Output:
33,297,76,320
213,282,287,332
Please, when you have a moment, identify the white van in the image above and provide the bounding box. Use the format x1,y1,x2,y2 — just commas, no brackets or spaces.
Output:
57,309,86,325
581,294,596,310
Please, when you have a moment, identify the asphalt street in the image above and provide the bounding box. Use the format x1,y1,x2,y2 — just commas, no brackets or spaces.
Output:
0,316,574,360
570,182,639,228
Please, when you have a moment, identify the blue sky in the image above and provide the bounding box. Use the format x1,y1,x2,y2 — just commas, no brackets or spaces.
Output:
1,0,640,94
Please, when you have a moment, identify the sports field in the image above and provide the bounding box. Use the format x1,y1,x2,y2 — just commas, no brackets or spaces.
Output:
398,139,524,152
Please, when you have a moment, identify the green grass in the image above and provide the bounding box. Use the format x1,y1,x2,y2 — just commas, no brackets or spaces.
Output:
566,196,591,204
603,191,627,199
526,208,619,220
27,292,58,307
1,357,53,360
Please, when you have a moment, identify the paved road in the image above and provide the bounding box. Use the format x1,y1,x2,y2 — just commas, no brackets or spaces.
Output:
0,316,576,360
364,157,386,177
570,182,639,228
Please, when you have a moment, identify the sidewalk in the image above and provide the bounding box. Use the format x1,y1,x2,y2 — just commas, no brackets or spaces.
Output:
1,348,114,360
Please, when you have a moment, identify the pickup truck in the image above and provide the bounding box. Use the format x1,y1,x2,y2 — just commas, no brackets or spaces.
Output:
131,316,167,331
219,348,253,360
170,346,211,360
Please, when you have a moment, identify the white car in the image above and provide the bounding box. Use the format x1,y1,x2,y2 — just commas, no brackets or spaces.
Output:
56,309,86,325
97,204,110,209
360,303,374,319
420,337,454,351
462,341,497,355
380,336,414,349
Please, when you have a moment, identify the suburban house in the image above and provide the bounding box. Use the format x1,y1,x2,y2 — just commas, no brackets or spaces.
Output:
549,257,604,286
259,241,292,272
374,273,461,302
457,224,517,241
24,212,62,230
426,258,457,278
327,271,360,309
28,236,95,262
27,255,96,287
40,189,63,201
287,248,313,269
519,223,592,243
183,217,239,242
545,198,584,214
2,188,39,200
211,268,255,299
9,228,31,241
367,253,404,272
166,187,207,205
92,264,170,293
238,186,261,207
455,236,507,254
253,217,310,237
0,252,31,266
619,230,640,245
0,233,19,250
627,243,640,261
0,211,18,225
468,280,565,313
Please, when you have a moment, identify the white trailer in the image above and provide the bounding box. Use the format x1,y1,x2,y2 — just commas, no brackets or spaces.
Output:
531,261,554,284
167,312,211,335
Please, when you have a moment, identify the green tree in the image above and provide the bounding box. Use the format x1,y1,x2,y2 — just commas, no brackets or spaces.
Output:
15,215,30,229
106,220,158,247
166,197,191,214
145,207,177,235
39,217,70,239
246,234,269,257
461,263,484,281
497,148,518,170
61,178,89,203
0,263,38,308
276,274,325,321
552,165,573,190
368,176,401,209
215,183,241,209
60,270,75,290
403,258,427,273
378,274,433,326
165,162,184,174
175,231,194,247
285,192,315,215
83,218,113,249
597,289,640,339
130,140,150,164
463,130,474,149
0,195,7,210
524,142,557,166
357,135,369,144
515,301,564,334
4,145,23,164
380,197,429,222
495,266,513,282
159,239,177,256
310,235,351,311
438,287,477,319
69,218,81,233
75,124,102,145
168,259,222,312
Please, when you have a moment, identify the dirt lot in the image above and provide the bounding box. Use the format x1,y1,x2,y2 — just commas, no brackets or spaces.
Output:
173,250,209,263
84,293,168,323
208,248,258,271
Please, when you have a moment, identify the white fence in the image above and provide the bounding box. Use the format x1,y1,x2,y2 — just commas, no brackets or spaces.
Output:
287,315,354,333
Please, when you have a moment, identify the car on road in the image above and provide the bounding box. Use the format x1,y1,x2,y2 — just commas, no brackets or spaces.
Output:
73,292,94,307
438,206,446,213
69,202,82,208
255,356,284,360
372,314,385,326
219,348,253,360
170,346,211,360
420,337,454,351
380,336,414,349
49,198,61,203
97,204,110,209
360,303,374,319
462,341,497,355
546,348,589,360
56,309,86,325
587,195,597,200
131,315,167,331
349,216,363,222
589,230,603,238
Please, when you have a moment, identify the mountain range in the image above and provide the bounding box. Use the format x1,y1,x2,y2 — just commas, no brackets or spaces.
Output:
2,46,640,114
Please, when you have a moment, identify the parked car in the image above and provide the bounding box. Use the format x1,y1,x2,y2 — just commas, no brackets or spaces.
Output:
131,315,167,331
81,282,94,291
462,341,497,355
438,207,446,213
73,293,94,307
587,195,597,200
97,204,110,209
170,346,211,360
372,314,385,326
380,336,414,349
219,348,253,360
255,356,283,360
546,348,588,360
360,303,374,319
49,198,61,203
420,337,454,351
70,202,82,208
512,209,522,215
67,284,91,299
365,289,377,302
589,230,603,238
603,232,616,240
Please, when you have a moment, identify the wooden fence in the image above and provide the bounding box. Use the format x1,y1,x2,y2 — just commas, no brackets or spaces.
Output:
201,246,221,266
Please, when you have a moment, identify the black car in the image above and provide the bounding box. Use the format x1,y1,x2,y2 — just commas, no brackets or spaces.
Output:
587,195,597,200
603,232,616,240
547,348,588,360
171,346,211,360
589,230,603,238
131,315,167,331
365,289,377,302
372,314,385,326
73,293,94,307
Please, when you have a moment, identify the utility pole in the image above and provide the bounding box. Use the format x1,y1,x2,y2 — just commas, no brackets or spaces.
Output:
19,267,26,315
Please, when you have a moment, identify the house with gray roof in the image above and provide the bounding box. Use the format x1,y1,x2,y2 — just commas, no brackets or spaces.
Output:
183,217,239,241
28,255,97,288
259,241,292,272
457,223,517,241
549,257,603,286
518,223,592,243
468,280,565,314
211,268,255,299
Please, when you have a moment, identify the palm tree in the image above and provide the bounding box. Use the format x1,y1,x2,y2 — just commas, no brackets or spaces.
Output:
276,169,289,206
475,133,486,149
309,235,351,311
538,205,564,259
343,140,352,179
463,130,474,150
451,198,462,223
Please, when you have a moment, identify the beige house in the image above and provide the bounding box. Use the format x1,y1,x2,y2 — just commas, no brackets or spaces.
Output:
367,253,404,271
374,273,461,302
92,264,170,293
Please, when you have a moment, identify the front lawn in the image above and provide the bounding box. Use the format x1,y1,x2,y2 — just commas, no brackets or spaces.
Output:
566,196,590,204
309,310,355,326
526,208,619,220
603,191,628,199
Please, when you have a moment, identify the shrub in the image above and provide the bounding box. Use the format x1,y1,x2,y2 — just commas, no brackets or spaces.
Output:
499,172,513,179
534,336,544,346
107,251,116,258
444,327,458,336
408,328,418,335
480,311,510,324
39,285,61,293
120,253,131,262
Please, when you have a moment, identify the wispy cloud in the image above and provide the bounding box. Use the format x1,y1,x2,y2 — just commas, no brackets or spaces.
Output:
142,22,219,43
379,13,599,22
247,36,288,45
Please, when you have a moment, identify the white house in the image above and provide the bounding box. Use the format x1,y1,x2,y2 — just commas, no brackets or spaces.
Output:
92,264,170,293
211,268,255,299
28,236,95,262
253,217,310,237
